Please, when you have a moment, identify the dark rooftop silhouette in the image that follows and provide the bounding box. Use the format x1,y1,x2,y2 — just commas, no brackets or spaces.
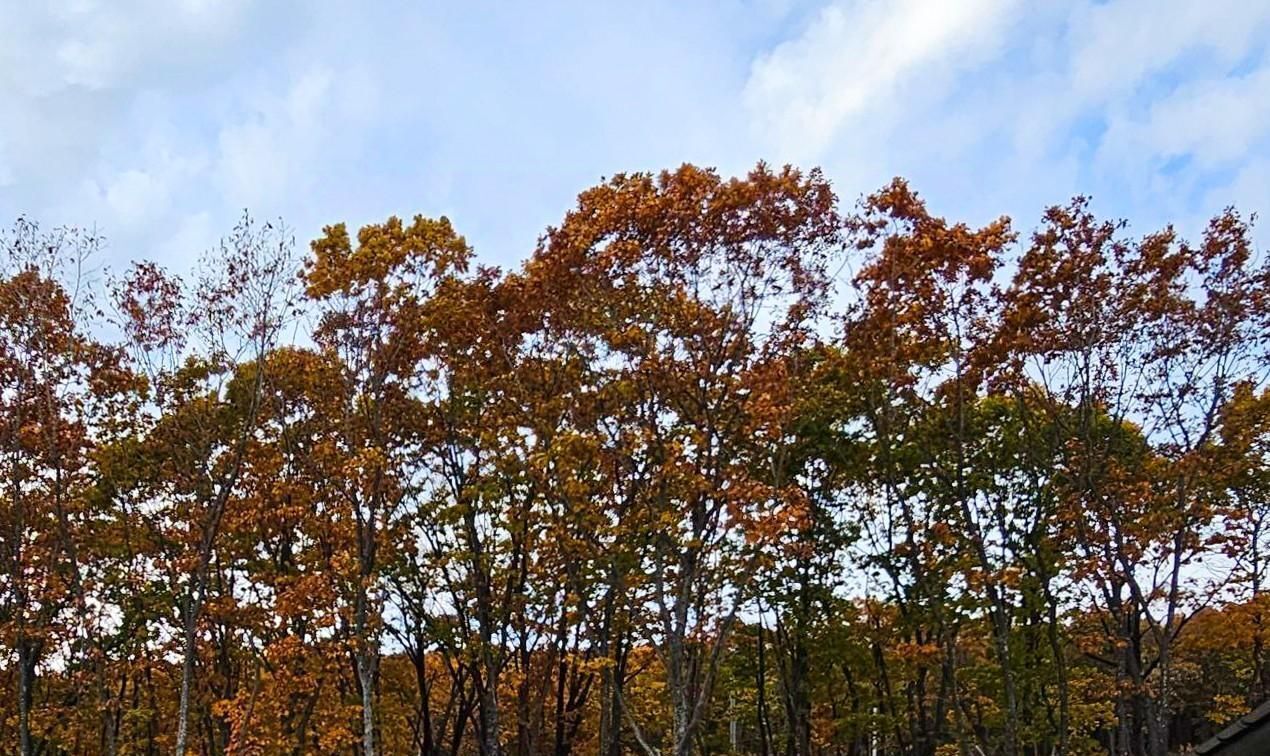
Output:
1197,700,1270,755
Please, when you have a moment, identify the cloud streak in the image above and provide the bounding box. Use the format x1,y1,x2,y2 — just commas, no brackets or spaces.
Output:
1,0,1268,271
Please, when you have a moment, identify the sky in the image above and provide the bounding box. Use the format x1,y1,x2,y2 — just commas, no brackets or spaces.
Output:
3,0,1270,274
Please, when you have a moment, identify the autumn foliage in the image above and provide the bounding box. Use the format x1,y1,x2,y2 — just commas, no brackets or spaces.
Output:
3,165,1270,756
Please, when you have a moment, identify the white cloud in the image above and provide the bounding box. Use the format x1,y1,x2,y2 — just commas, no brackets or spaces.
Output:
3,0,1270,277
1,0,260,96
1213,158,1270,213
214,69,335,209
738,0,1270,242
0,1,287,249
1066,0,1270,104
1099,67,1270,171
101,169,166,226
743,0,1022,162
155,211,215,263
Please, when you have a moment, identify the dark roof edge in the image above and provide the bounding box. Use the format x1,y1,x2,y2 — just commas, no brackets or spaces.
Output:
1196,700,1270,755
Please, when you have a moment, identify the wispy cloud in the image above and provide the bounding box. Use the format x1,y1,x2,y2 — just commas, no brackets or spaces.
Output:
744,0,1022,162
2,0,1268,269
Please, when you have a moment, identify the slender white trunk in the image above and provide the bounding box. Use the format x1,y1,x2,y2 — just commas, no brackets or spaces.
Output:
359,651,376,756
175,608,197,756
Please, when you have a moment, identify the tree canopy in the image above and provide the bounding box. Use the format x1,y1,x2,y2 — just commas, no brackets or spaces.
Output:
2,164,1268,756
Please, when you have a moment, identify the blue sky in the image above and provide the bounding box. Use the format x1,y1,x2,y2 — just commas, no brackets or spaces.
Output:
3,0,1269,272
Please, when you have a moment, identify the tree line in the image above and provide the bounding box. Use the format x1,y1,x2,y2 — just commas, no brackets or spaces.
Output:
3,163,1269,756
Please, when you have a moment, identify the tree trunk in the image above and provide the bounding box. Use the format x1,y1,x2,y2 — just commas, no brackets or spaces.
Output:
479,674,502,756
18,639,35,756
757,623,772,756
358,649,378,756
778,627,811,756
174,608,197,756
99,662,118,756
1043,581,1070,756
600,642,628,756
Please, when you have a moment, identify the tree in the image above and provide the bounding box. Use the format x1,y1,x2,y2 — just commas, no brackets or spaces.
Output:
841,179,1016,756
0,219,127,756
110,215,298,756
3,166,1269,756
526,163,840,756
304,213,471,756
995,200,1270,756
